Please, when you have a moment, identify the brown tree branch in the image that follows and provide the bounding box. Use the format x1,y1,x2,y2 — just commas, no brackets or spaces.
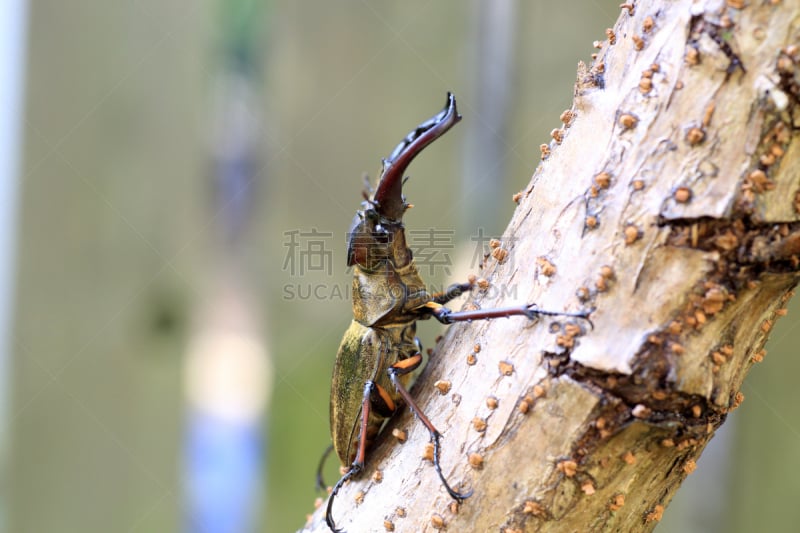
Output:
302,0,800,531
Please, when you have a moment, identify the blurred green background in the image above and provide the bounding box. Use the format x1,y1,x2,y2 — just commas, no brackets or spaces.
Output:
8,1,800,532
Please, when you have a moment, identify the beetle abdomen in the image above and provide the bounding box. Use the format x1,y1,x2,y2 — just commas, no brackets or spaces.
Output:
329,321,418,467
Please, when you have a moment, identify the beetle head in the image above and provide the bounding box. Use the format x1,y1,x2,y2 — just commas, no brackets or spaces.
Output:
347,93,461,271
345,207,403,271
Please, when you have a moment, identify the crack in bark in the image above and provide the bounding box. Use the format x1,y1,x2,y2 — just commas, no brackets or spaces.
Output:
688,13,746,79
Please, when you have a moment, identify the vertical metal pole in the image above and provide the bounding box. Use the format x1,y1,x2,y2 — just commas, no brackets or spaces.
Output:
0,0,28,531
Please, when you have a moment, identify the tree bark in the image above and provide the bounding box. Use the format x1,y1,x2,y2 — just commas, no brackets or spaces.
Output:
302,0,800,531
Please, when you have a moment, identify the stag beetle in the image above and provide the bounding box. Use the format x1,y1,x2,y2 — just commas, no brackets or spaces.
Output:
318,93,591,532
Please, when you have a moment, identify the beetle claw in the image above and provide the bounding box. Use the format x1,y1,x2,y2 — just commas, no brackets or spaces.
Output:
373,93,461,221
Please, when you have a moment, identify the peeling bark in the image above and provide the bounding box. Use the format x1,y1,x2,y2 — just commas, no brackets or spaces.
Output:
302,0,800,531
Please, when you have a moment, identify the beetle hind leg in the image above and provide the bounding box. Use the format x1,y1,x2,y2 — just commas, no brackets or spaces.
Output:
316,444,335,491
387,354,473,502
325,463,361,533
326,379,386,532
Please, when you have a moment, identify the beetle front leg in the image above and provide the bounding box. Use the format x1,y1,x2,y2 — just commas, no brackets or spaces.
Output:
387,354,473,502
431,281,473,305
424,301,593,328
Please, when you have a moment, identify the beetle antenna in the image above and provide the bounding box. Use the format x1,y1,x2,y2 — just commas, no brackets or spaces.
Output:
362,172,374,192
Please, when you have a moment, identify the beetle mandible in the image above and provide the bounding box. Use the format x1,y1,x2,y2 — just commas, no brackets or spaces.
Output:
319,93,591,532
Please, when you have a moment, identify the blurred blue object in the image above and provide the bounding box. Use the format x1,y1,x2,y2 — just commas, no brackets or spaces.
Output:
183,282,271,533
183,1,269,531
185,411,263,533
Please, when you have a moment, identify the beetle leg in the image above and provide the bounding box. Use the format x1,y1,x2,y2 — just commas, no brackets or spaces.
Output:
326,463,359,533
316,444,335,491
326,380,381,533
387,353,473,502
431,281,473,305
424,301,593,328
